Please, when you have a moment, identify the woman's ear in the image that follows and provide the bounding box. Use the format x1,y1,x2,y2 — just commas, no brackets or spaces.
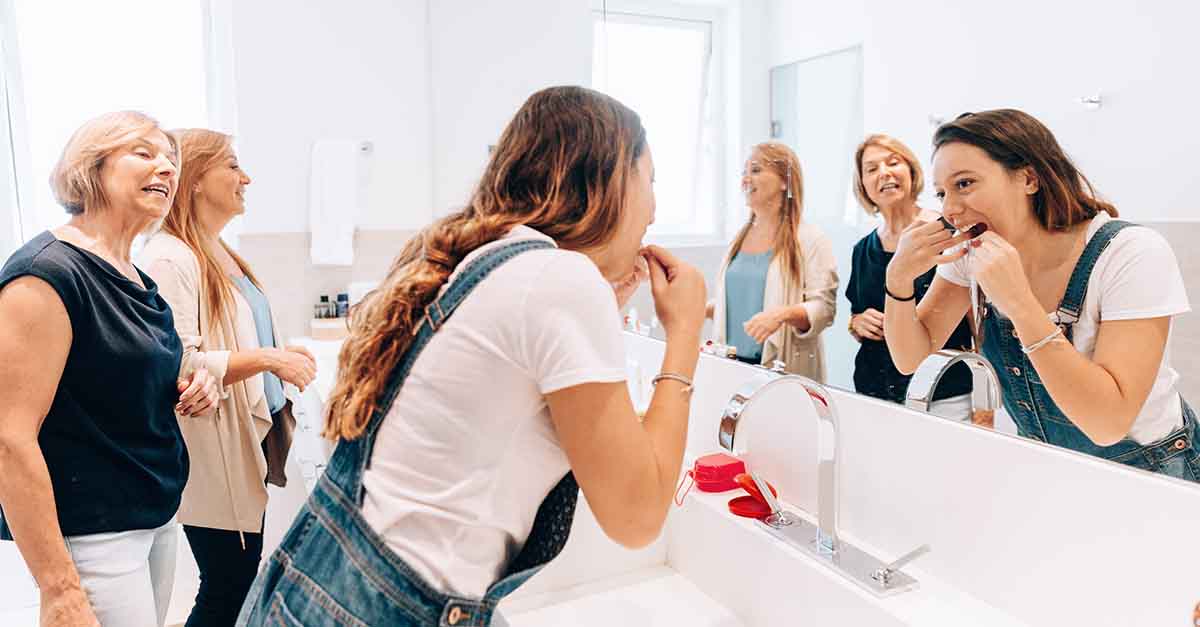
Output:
1021,166,1039,195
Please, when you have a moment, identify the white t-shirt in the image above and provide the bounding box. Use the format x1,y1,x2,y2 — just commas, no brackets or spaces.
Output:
938,213,1191,444
360,225,626,598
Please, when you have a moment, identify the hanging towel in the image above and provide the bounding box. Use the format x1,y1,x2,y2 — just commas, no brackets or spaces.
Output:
309,139,365,266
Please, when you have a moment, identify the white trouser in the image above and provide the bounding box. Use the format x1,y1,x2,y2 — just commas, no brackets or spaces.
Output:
63,518,178,627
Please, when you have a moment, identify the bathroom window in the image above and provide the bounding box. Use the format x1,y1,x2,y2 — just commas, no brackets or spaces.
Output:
592,8,723,241
3,0,229,242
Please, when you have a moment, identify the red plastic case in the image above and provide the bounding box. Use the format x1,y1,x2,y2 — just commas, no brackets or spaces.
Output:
690,453,746,493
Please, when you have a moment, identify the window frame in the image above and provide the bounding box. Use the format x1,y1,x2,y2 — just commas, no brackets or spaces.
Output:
591,0,729,247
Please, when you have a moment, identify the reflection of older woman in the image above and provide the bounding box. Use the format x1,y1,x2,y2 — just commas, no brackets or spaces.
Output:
846,134,973,414
0,111,218,627
708,141,837,379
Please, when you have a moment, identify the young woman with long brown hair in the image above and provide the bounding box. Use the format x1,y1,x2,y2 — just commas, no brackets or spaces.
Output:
139,129,314,625
885,109,1198,481
237,86,706,625
708,141,838,379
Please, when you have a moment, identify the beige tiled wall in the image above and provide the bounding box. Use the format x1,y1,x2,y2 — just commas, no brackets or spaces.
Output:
239,229,416,342
1146,222,1200,406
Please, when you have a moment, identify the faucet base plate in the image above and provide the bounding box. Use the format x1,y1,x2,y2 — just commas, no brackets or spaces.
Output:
758,512,919,597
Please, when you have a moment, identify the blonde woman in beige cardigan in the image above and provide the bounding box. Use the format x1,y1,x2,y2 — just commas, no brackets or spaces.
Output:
708,142,838,380
139,129,313,626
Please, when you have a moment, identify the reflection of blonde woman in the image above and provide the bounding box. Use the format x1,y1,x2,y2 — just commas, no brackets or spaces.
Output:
708,142,838,379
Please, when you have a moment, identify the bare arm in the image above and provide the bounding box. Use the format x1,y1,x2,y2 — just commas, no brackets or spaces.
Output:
0,277,98,625
884,219,972,374
145,258,315,390
546,334,697,547
885,275,972,374
546,246,705,548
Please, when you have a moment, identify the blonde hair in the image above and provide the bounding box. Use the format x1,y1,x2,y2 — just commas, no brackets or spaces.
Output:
852,134,924,215
50,111,179,215
324,86,646,441
161,128,262,332
725,141,804,285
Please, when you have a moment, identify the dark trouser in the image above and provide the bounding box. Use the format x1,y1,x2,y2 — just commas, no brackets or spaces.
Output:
183,524,263,627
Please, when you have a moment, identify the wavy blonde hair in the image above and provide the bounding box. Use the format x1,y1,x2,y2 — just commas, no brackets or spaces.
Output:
724,141,805,285
324,86,646,440
50,111,179,215
160,129,261,331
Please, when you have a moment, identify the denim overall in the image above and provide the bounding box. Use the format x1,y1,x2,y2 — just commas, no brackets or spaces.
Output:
237,239,580,626
981,219,1200,482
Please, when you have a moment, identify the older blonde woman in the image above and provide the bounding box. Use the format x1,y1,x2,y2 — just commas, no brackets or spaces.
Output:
0,111,219,627
708,141,837,379
139,129,313,626
845,134,973,414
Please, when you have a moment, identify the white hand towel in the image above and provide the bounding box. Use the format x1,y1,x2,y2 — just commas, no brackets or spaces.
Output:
309,139,364,266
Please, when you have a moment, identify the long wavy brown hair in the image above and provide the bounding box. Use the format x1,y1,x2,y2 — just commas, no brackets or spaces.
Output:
161,129,262,330
724,141,805,285
324,86,647,440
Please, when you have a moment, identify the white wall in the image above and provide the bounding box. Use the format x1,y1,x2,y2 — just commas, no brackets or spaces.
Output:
428,0,593,216
765,0,1200,223
232,0,434,233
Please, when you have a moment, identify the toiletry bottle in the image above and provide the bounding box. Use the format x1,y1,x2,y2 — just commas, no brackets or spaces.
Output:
318,295,332,318
336,293,350,318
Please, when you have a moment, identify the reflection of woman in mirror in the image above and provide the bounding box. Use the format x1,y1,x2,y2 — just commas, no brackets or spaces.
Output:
845,135,973,415
885,109,1198,482
707,142,837,379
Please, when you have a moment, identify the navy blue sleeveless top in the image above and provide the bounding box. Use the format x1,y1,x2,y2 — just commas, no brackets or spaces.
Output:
0,231,187,538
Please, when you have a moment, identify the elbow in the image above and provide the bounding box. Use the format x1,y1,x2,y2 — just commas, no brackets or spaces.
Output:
595,505,668,549
1082,413,1137,447
603,517,665,549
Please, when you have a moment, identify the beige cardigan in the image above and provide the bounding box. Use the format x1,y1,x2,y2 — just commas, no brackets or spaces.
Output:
140,232,295,533
713,222,839,381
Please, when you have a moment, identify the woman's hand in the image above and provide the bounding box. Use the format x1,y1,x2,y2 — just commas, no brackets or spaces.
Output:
743,307,787,344
643,246,706,341
612,255,650,310
269,346,318,391
886,220,972,294
968,231,1037,318
40,585,100,627
176,368,219,417
850,308,885,341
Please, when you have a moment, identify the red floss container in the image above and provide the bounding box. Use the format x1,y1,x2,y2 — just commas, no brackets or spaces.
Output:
691,453,746,493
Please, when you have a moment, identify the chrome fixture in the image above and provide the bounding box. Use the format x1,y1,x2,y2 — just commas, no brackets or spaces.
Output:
905,350,1002,424
718,369,922,596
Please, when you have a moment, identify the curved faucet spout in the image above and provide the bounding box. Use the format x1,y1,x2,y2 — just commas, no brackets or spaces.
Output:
718,371,840,554
905,350,1003,423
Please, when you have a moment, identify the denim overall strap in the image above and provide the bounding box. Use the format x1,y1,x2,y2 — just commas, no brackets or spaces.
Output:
979,220,1200,482
319,238,554,504
267,237,585,626
1051,219,1134,334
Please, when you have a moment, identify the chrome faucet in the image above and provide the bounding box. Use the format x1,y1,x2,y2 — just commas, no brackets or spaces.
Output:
905,350,1002,423
716,363,924,596
718,368,840,553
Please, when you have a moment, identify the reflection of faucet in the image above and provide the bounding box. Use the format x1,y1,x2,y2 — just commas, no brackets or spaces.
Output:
905,350,1002,423
719,368,840,554
716,364,926,596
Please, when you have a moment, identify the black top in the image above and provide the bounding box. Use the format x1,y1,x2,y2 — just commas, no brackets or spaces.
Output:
0,231,187,539
846,229,973,404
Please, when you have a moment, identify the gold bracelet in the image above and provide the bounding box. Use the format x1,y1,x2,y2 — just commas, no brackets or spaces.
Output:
651,372,694,396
